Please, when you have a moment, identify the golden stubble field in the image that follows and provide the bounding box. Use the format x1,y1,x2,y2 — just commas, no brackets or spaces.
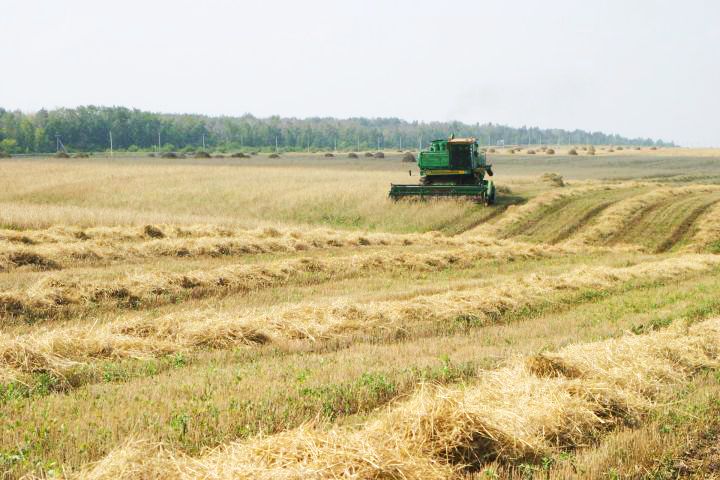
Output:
3,149,720,479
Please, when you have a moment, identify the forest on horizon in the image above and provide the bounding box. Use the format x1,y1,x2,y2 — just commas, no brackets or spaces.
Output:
0,106,674,154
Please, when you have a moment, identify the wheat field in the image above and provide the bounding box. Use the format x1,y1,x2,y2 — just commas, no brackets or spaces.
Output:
3,150,720,479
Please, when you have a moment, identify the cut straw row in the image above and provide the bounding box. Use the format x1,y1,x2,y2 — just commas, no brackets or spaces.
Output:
2,254,717,385
0,239,580,321
0,227,463,272
0,223,451,248
75,316,720,479
470,183,633,238
684,201,720,252
567,185,720,246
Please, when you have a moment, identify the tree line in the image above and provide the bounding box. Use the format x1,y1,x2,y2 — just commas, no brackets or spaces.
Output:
0,106,674,154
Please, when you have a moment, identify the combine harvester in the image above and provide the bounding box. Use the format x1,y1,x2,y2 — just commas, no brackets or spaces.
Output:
389,135,496,204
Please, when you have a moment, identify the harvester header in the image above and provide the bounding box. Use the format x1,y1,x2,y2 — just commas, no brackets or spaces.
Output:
389,135,495,203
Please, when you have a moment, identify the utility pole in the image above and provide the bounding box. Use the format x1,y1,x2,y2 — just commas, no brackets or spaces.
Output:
377,137,380,151
334,138,337,152
202,134,206,150
55,135,60,153
109,131,113,157
275,135,278,152
356,135,359,152
399,137,402,150
158,131,161,152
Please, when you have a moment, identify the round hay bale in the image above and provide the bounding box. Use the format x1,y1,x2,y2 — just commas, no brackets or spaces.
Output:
55,151,70,158
373,152,385,158
488,148,496,153
364,152,374,157
347,152,358,158
324,153,335,158
650,146,657,150
546,148,555,155
527,149,536,154
213,154,225,158
608,149,615,152
194,151,211,158
231,152,248,158
250,151,258,155
0,151,10,158
147,152,156,158
269,153,280,158
161,152,178,158
616,146,624,151
402,152,416,163
635,146,641,150
568,148,578,155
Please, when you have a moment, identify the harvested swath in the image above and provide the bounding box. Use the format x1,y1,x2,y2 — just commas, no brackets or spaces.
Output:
194,151,211,158
684,201,720,252
0,223,450,247
0,228,482,272
75,317,720,479
0,240,577,321
4,254,717,380
472,183,629,238
402,152,416,163
567,185,720,247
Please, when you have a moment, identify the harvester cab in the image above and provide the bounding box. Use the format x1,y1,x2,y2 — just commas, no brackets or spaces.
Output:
389,135,495,204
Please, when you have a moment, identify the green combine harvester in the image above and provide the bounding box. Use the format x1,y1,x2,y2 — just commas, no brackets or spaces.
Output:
389,136,496,204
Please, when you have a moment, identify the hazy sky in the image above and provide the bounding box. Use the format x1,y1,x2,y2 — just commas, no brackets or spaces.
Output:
2,0,719,146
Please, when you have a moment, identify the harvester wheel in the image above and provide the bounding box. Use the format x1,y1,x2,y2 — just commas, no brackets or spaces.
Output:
485,181,496,205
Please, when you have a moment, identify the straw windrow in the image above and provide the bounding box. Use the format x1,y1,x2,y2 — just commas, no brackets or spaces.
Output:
566,185,720,247
0,240,580,321
683,201,720,252
468,183,629,238
3,254,717,384
75,317,720,479
0,227,461,271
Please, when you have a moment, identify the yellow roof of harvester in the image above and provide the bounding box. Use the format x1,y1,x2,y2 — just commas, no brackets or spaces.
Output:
447,137,476,144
